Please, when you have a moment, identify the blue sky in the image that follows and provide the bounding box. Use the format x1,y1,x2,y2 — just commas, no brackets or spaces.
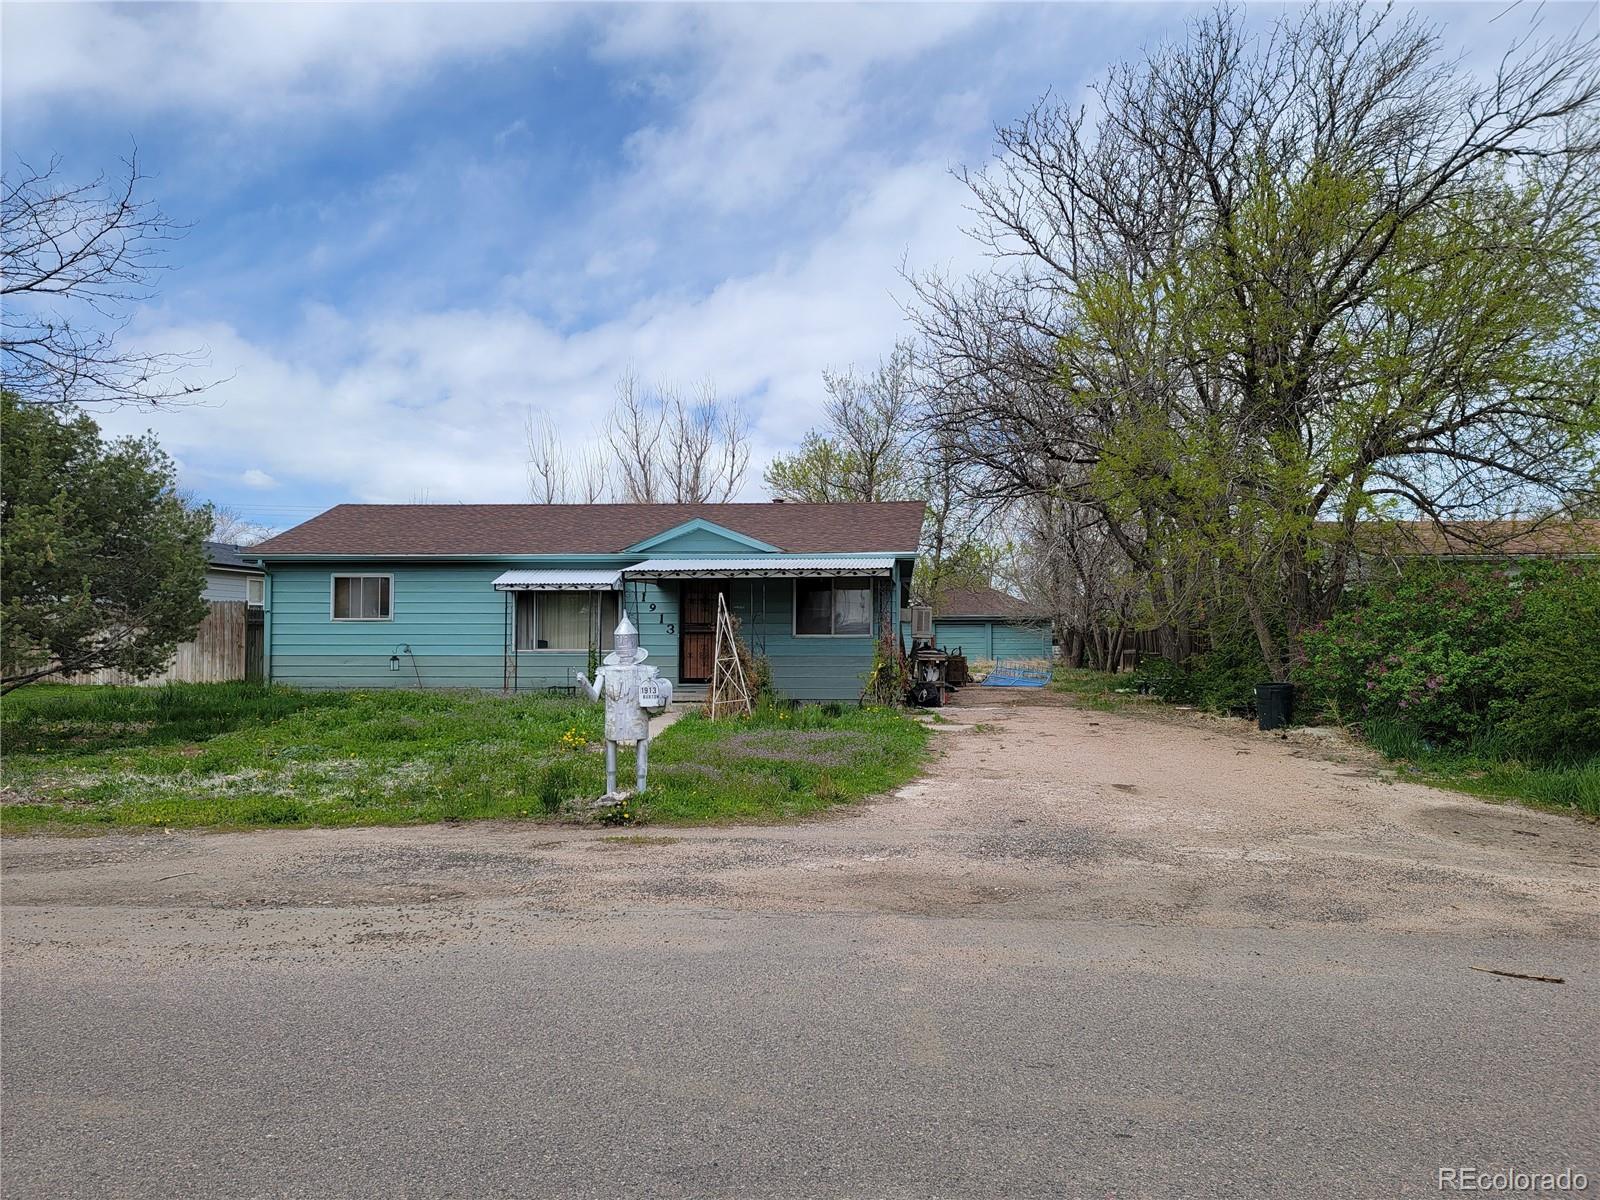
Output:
5,2,1593,530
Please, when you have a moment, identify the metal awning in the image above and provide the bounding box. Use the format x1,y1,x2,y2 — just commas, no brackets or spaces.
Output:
623,556,897,579
492,569,621,591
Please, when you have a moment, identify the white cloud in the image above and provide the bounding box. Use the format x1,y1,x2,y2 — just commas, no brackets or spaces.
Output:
103,156,981,506
37,1,1563,523
492,119,532,150
2,3,572,119
38,3,1100,512
595,4,991,218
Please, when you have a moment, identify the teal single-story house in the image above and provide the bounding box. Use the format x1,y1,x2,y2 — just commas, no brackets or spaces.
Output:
931,585,1052,661
247,502,926,702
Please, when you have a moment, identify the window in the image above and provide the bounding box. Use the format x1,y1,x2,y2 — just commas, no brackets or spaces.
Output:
331,574,391,620
246,576,265,608
795,578,872,636
516,591,620,651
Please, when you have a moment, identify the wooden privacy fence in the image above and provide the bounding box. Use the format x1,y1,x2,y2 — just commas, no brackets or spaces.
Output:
1059,623,1202,671
63,601,251,686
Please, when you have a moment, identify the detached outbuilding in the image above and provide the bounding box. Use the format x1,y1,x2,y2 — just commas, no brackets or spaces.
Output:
931,586,1052,662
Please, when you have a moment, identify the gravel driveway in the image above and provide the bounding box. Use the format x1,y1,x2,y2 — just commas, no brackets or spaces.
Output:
4,689,1596,1198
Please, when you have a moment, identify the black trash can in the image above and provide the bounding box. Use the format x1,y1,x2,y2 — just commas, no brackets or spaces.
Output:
1255,682,1294,731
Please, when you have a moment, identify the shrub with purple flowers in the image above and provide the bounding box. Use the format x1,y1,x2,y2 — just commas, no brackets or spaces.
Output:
1301,561,1599,757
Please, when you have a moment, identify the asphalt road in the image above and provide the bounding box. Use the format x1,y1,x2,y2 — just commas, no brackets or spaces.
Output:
4,691,1597,1198
5,916,1596,1199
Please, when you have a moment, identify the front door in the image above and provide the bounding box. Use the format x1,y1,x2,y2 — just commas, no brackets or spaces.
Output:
679,583,719,683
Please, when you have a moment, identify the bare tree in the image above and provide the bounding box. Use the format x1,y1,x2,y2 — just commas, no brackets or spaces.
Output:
209,505,276,547
2,152,213,409
661,381,749,504
1000,495,1150,670
526,409,609,503
819,341,918,501
910,424,990,606
607,370,663,502
766,342,921,503
607,372,750,503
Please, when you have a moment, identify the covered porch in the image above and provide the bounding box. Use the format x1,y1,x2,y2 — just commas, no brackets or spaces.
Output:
619,556,905,702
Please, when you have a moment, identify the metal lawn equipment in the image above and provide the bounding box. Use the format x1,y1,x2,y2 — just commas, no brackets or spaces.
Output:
904,605,950,707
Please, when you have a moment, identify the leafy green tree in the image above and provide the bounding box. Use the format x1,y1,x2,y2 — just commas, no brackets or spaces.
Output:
916,5,1600,680
769,342,1000,605
1,391,212,691
912,541,1000,608
763,432,860,503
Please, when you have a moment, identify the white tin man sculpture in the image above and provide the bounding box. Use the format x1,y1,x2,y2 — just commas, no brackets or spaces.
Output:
576,610,673,798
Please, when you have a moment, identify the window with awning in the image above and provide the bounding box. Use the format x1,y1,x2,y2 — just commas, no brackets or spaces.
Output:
515,591,619,651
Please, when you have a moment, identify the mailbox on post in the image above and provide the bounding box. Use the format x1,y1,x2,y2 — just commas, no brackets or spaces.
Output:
576,611,673,799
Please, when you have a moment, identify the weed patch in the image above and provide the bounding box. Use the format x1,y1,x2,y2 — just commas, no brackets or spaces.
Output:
1363,718,1599,816
1050,668,1137,712
2,684,927,831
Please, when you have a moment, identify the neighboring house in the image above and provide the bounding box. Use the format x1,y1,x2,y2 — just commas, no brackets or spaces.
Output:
930,586,1052,662
66,541,266,685
1374,519,1600,561
203,540,268,607
247,502,926,701
1337,518,1600,580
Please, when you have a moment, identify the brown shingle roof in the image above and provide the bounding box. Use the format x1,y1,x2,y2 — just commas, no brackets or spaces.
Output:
934,585,1048,620
1344,519,1600,558
251,502,927,557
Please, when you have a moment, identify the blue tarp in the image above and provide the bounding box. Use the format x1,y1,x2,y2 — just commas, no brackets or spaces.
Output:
983,659,1051,688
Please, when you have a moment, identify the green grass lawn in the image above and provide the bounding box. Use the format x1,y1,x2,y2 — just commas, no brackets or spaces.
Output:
0,683,928,833
1361,720,1600,818
1392,756,1600,817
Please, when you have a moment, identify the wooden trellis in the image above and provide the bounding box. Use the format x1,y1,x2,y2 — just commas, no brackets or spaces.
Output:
708,592,752,719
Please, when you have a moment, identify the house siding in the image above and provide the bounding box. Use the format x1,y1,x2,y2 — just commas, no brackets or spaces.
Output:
268,563,507,690
266,562,890,701
629,576,874,701
631,526,772,554
992,621,1052,660
202,568,252,602
934,619,1051,661
933,620,992,658
716,577,877,702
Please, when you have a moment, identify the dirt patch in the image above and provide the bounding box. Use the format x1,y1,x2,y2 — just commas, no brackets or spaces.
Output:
4,687,1597,957
0,834,197,873
971,828,1111,865
627,876,731,902
598,835,682,848
827,868,1048,917
271,846,550,883
1406,803,1600,866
